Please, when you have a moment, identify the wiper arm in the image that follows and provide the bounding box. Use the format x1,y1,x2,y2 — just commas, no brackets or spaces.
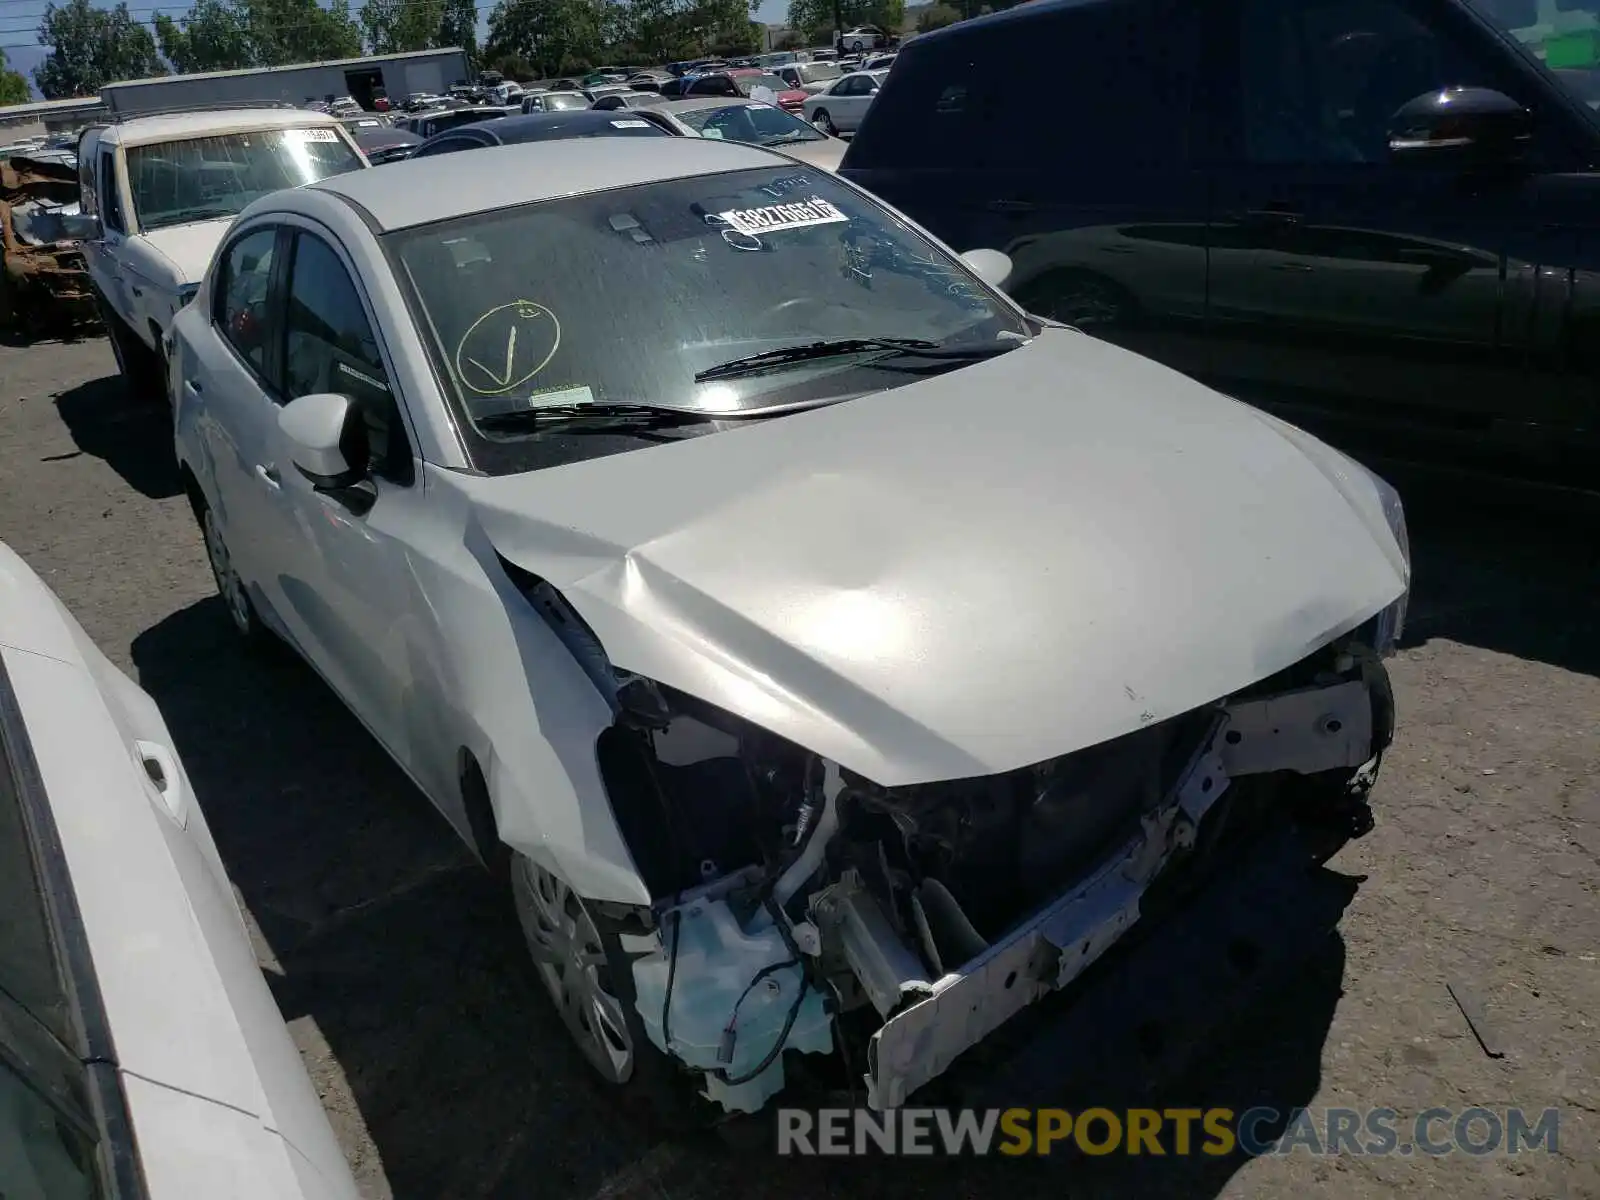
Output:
693,337,1013,383
475,401,729,433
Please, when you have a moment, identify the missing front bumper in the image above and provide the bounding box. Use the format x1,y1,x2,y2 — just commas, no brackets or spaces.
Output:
864,676,1377,1109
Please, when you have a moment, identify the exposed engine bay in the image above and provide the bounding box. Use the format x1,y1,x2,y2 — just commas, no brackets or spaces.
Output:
587,619,1396,1113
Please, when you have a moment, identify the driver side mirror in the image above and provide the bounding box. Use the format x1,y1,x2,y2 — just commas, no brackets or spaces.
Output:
960,248,1013,287
1388,87,1531,168
59,211,102,242
278,392,374,512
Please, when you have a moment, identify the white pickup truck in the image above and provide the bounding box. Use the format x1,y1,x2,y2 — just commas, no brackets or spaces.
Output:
74,108,368,403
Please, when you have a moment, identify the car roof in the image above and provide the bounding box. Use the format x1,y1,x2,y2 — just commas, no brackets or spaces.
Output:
94,106,341,146
657,97,772,115
473,110,665,142
310,136,783,230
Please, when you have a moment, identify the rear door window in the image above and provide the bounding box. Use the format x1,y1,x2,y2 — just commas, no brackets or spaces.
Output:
850,0,1198,169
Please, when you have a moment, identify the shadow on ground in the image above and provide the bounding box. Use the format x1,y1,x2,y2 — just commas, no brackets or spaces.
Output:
52,372,181,500
132,590,1359,1200
1392,476,1600,678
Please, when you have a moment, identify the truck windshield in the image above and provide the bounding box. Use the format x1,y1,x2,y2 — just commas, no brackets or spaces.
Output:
126,127,364,231
1469,0,1600,109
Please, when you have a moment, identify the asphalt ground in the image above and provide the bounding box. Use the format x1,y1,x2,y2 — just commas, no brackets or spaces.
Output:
1,332,1595,1199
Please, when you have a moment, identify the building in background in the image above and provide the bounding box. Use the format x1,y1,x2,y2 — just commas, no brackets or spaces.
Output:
99,48,469,117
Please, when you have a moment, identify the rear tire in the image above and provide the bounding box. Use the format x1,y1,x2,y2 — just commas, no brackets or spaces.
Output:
191,491,272,649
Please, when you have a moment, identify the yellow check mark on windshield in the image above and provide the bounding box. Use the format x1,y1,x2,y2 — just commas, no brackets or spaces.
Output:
468,325,517,388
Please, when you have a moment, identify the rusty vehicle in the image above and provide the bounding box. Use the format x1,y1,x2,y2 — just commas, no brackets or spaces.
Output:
0,154,96,338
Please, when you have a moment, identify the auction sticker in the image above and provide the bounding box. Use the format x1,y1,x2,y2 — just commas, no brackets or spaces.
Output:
610,119,650,128
715,196,848,237
286,127,339,141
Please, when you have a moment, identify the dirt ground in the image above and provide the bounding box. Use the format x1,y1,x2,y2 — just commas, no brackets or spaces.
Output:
1,335,1595,1199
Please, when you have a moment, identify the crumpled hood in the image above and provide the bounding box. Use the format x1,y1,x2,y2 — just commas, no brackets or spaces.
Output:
459,328,1407,786
139,216,236,285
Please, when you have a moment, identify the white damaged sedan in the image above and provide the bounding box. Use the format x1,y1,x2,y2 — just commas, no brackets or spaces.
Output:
169,138,1409,1116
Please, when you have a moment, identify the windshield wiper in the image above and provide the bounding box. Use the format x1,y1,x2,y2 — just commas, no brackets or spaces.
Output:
693,337,1016,383
475,401,732,433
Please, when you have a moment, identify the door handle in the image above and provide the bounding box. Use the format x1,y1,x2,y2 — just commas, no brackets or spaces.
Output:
130,284,142,297
255,463,281,489
185,377,203,394
987,199,1038,214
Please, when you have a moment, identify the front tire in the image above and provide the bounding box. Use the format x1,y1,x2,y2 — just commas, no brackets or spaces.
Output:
96,292,165,405
510,853,704,1128
811,109,837,135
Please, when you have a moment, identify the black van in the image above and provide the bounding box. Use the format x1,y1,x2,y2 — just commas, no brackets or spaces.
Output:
841,0,1600,494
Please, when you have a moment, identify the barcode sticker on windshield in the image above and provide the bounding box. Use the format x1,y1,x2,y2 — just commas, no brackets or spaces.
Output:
287,127,339,142
716,196,847,236
610,119,650,128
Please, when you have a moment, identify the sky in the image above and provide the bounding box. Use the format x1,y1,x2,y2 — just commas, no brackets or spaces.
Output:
1,0,792,96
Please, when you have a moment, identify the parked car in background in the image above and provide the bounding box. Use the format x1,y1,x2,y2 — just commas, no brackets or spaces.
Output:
168,135,1406,1121
646,98,849,169
490,80,526,105
682,70,809,112
0,541,362,1200
837,24,888,51
777,60,843,94
863,52,898,70
583,83,636,102
412,105,515,138
349,123,422,164
407,110,671,159
626,71,674,91
802,69,890,134
522,90,591,113
591,91,670,111
839,0,1600,496
72,108,367,405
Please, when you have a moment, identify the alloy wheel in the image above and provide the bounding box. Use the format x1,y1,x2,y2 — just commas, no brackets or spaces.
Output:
512,855,634,1083
201,506,252,636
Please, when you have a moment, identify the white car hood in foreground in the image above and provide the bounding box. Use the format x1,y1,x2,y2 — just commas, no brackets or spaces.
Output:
139,216,236,285
463,328,1407,786
775,137,847,171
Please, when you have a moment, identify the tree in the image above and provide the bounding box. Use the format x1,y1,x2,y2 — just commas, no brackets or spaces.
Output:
787,0,903,38
35,0,164,99
485,0,604,77
437,0,479,63
485,50,533,77
0,49,29,104
246,0,363,65
914,1,959,30
153,0,254,72
359,0,446,54
772,27,804,49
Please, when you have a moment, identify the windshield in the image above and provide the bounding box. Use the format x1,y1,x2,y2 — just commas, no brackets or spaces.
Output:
390,166,1026,467
127,128,363,231
797,63,843,83
737,73,792,95
1469,0,1600,108
678,103,826,145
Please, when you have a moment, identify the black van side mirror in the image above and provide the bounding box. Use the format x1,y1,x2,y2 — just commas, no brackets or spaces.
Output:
1388,86,1532,167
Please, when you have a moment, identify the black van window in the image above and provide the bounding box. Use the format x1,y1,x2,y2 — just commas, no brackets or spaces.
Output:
1238,0,1496,163
850,0,1196,169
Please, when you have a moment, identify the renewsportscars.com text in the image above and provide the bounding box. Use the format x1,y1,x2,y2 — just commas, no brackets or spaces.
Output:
776,1106,1562,1157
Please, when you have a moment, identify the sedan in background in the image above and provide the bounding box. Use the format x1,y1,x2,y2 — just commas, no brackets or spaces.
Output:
776,60,842,95
408,110,670,159
591,91,669,112
802,69,890,135
682,71,808,113
0,542,360,1198
350,124,423,164
646,98,848,170
521,90,590,113
410,105,514,139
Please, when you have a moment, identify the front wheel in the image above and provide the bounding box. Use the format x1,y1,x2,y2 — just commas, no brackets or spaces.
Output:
510,853,704,1127
811,109,837,135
